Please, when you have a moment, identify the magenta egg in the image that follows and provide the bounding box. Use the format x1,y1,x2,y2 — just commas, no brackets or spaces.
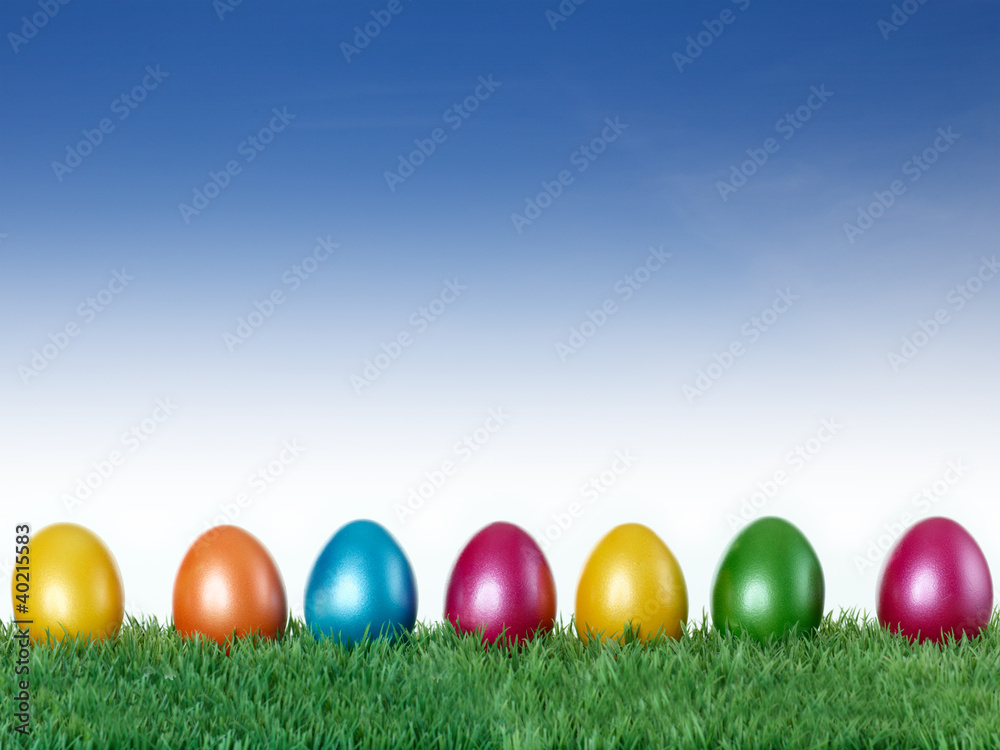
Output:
877,517,993,643
445,521,556,646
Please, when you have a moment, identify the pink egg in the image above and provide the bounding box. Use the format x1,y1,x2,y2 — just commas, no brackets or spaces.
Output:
877,517,993,643
445,522,556,646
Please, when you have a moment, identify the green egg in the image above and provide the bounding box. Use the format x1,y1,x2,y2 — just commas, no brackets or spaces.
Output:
711,516,824,641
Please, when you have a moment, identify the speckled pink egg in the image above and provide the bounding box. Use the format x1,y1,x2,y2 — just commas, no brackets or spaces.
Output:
444,522,556,646
877,517,992,643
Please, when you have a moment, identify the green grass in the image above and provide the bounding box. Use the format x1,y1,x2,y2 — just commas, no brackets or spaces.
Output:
3,611,1000,749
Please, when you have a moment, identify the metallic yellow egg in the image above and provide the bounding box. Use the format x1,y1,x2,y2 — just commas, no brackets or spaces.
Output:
12,523,124,643
575,523,687,644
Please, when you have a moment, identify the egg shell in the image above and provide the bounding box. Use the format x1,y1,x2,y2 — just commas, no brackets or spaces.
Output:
712,516,824,641
173,525,287,647
877,516,993,643
305,520,417,645
445,521,556,646
575,523,687,644
14,523,124,643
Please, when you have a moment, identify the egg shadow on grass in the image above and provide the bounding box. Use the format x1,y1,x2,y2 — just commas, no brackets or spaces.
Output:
166,619,288,657
572,615,685,650
308,620,416,650
880,620,991,649
28,623,125,653
711,613,826,650
448,616,556,654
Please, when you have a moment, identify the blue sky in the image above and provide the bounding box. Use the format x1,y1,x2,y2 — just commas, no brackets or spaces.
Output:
2,1,999,624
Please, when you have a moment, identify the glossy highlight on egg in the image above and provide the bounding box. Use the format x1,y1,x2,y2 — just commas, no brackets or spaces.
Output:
878,516,992,643
172,525,287,648
15,523,124,644
305,519,418,645
575,523,688,644
445,521,556,646
712,516,824,641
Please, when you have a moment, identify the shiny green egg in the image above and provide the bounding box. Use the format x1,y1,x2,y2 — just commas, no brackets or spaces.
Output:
711,516,824,641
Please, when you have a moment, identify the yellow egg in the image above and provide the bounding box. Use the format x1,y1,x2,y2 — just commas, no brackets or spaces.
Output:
12,523,124,643
575,523,687,644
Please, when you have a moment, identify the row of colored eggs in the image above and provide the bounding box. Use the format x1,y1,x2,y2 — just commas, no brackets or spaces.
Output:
12,516,994,647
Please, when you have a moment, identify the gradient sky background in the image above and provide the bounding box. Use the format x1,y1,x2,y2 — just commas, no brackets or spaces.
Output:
2,1,999,628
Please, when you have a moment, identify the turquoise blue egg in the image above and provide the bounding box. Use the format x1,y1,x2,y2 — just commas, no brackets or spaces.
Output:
304,520,417,644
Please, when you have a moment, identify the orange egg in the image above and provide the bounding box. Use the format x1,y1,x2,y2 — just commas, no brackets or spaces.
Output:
172,525,287,647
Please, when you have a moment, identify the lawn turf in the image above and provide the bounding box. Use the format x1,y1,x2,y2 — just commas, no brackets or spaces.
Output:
2,611,999,749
